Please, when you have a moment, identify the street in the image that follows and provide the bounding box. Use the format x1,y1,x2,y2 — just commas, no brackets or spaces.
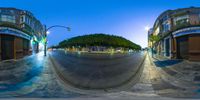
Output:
49,50,146,90
0,51,199,99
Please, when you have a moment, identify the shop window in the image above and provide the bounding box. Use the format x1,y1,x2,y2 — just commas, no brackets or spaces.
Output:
174,15,189,26
0,15,16,23
176,19,188,25
162,21,171,32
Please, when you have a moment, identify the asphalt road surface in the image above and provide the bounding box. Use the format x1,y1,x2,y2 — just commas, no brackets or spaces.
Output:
49,50,146,89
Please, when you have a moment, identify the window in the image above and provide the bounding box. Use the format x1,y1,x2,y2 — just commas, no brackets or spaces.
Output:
162,24,170,32
162,20,171,32
25,16,31,25
173,15,189,25
20,16,24,23
154,27,160,35
162,15,169,22
0,15,16,23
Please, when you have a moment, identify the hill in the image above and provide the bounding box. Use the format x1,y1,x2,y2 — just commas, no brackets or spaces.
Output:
57,33,141,50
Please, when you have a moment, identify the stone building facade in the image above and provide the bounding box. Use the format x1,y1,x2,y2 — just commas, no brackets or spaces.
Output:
0,8,44,61
148,7,200,61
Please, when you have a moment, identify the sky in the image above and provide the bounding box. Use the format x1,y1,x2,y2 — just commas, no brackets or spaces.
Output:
0,0,200,48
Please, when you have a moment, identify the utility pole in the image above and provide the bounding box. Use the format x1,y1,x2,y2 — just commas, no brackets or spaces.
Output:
43,25,70,56
44,25,47,56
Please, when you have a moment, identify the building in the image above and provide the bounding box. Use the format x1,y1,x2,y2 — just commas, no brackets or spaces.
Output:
0,8,44,61
148,7,200,61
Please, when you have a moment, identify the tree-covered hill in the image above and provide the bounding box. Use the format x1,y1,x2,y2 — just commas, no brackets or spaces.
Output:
57,33,141,50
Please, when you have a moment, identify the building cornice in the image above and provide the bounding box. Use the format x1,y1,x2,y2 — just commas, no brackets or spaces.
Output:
0,27,32,40
172,26,200,37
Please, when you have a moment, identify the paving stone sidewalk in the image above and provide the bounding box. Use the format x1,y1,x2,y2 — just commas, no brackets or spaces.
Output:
150,53,200,98
152,54,200,83
0,52,82,98
129,53,196,98
153,54,200,83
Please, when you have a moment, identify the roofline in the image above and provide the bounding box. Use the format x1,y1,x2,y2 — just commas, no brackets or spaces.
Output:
0,7,43,27
152,7,200,30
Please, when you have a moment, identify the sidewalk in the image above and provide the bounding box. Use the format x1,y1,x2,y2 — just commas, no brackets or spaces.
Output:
0,52,45,85
0,52,81,98
149,53,200,97
152,54,200,83
0,52,46,97
129,53,196,98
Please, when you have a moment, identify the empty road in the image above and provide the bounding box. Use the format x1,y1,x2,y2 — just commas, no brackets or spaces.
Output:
49,50,146,90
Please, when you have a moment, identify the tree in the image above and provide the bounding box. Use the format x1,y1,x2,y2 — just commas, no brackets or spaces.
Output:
57,33,142,50
149,35,160,57
149,35,160,44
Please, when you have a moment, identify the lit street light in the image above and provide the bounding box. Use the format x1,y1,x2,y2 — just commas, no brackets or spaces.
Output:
44,25,71,56
46,31,50,35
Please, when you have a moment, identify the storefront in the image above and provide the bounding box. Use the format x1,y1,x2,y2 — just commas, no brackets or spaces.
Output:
176,35,189,59
1,34,14,60
172,27,200,61
0,27,37,61
164,37,171,57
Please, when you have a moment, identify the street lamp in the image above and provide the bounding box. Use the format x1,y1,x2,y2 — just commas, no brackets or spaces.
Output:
44,25,71,56
46,31,50,35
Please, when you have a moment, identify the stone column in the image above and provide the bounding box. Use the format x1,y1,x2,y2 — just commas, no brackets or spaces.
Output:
171,37,177,59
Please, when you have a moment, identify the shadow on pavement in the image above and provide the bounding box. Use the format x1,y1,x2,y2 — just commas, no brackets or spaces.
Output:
154,60,183,68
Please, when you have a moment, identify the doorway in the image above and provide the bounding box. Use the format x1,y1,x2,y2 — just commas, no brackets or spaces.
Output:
23,39,30,56
1,35,14,60
165,38,170,57
176,36,189,59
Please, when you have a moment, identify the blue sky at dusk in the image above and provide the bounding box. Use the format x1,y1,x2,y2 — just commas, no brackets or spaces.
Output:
0,0,200,48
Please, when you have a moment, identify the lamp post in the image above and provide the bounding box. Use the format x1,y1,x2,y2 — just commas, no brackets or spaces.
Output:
44,25,71,56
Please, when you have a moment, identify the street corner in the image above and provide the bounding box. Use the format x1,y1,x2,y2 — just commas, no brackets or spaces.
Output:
0,1,200,100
